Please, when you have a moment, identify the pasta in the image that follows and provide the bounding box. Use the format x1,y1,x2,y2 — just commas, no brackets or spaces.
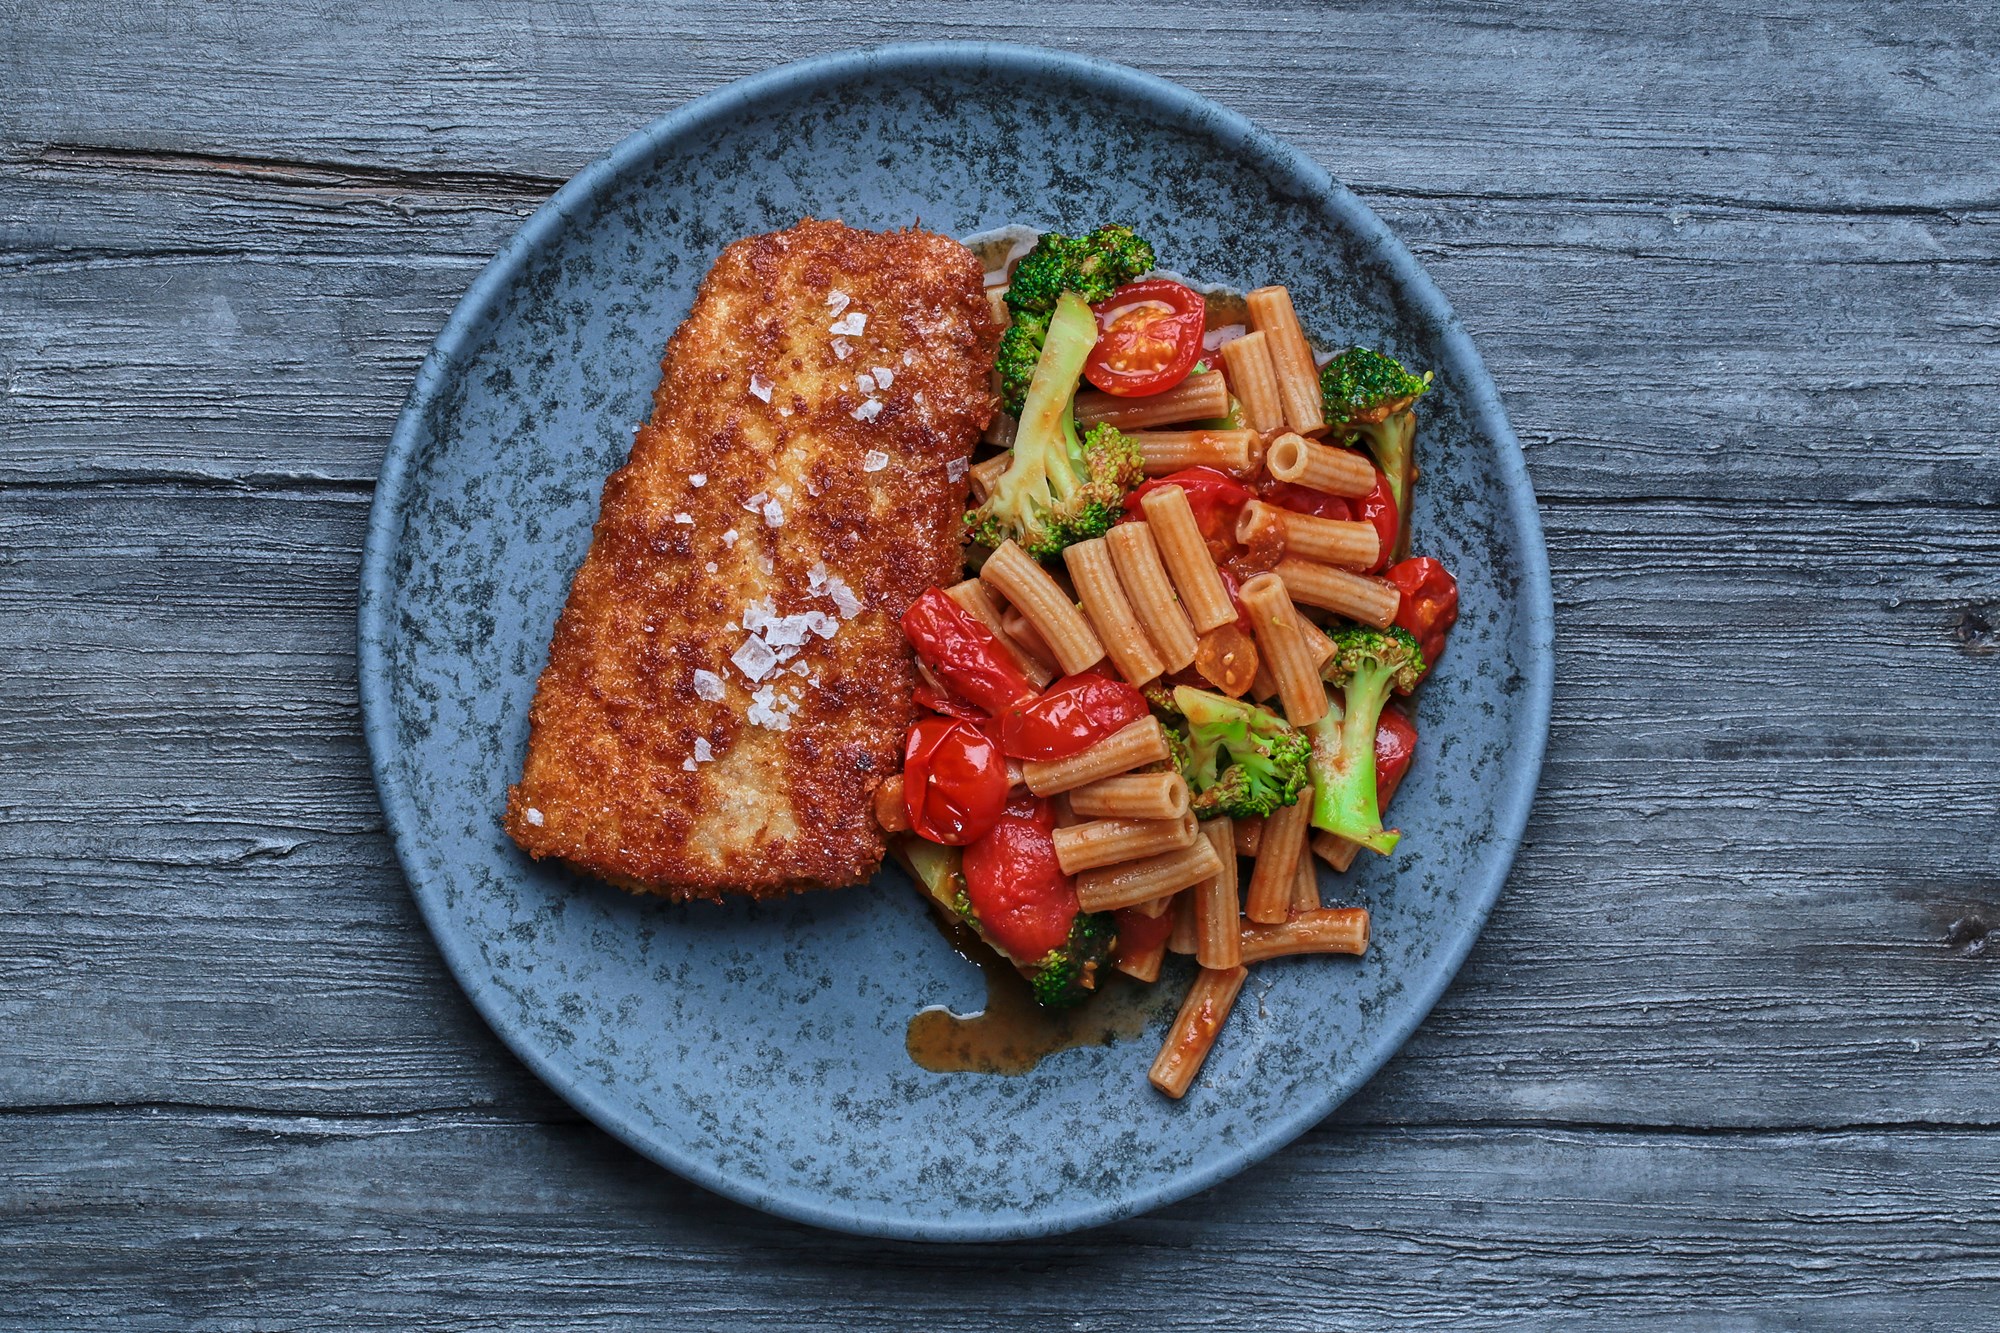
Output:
1264,432,1376,497
1242,796,1310,924
1020,716,1171,795
1274,557,1402,629
1245,286,1326,436
1311,830,1363,872
1068,772,1190,821
1233,815,1264,858
1064,537,1165,685
1115,925,1169,983
1194,818,1242,970
1074,836,1224,913
1238,574,1329,726
1106,521,1199,672
1132,892,1176,919
1137,485,1237,634
968,450,1011,501
1239,909,1370,963
1148,965,1248,1099
1075,372,1230,431
980,539,1107,676
1219,329,1284,435
1237,499,1380,571
944,578,1054,688
1051,811,1200,875
999,607,1059,670
1291,850,1319,914
1129,429,1259,477
1166,887,1199,955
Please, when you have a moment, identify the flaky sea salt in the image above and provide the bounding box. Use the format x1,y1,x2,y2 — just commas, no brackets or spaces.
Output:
790,661,812,677
748,372,774,402
732,635,777,682
763,499,785,528
523,807,545,827
693,738,713,762
827,289,851,316
870,365,894,389
851,400,883,422
747,684,793,731
744,491,768,512
691,669,726,701
855,371,876,394
828,311,867,337
673,512,693,525
689,473,706,487
803,610,839,639
826,575,863,619
831,338,853,361
722,528,739,547
902,348,916,367
861,449,890,472
946,456,969,482
705,560,718,573
682,757,697,771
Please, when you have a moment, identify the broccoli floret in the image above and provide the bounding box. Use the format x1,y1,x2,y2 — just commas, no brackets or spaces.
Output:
1309,627,1425,854
994,311,1050,414
1320,348,1432,523
966,292,1145,558
1171,686,1312,820
1028,909,1118,1009
1005,225,1156,316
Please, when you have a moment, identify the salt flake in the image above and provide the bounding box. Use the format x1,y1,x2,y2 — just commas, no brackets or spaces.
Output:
722,528,739,547
744,491,769,513
705,560,718,573
946,456,969,482
855,371,876,394
683,757,698,771
523,807,545,827
732,636,777,682
828,311,868,337
852,400,884,422
827,575,863,619
748,372,774,402
763,499,785,528
673,512,693,525
861,449,890,472
691,669,726,702
831,339,853,361
870,366,894,389
694,738,713,762
827,289,851,316
689,473,707,487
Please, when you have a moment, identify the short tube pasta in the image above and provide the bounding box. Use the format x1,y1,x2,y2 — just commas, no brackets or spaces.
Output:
1132,892,1175,919
1291,604,1336,670
1242,796,1310,924
1220,330,1284,435
1075,373,1230,431
1021,716,1170,795
1137,486,1237,634
1233,815,1264,858
1238,574,1329,726
968,451,1011,501
980,539,1107,676
1291,850,1319,913
1239,909,1370,963
1245,286,1327,436
1051,811,1200,875
1129,430,1259,477
1074,836,1224,913
1274,558,1402,628
1194,818,1242,970
1238,499,1380,571
1064,537,1165,685
1106,522,1199,672
1311,829,1363,872
944,578,1054,688
1149,965,1249,1099
1068,772,1190,821
1166,887,1199,954
1115,927,1169,983
999,607,1058,670
1264,432,1376,497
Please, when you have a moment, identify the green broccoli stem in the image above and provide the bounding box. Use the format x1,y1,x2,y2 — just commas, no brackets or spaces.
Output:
1355,411,1416,561
1012,290,1097,500
1309,665,1402,855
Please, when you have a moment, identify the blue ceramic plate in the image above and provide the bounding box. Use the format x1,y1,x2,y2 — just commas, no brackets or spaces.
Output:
359,43,1553,1241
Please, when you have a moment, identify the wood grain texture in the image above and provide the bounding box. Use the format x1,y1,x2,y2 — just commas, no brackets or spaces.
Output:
3,0,1999,1322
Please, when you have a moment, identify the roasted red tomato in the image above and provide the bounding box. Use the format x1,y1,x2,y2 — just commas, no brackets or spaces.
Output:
1258,478,1353,523
1354,469,1400,573
1375,703,1418,807
901,588,1036,716
999,671,1150,762
1084,279,1206,397
903,717,1008,845
1385,556,1459,681
1123,467,1252,559
962,796,1080,959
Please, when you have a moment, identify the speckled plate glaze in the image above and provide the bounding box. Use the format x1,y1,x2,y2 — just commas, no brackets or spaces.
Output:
359,43,1553,1241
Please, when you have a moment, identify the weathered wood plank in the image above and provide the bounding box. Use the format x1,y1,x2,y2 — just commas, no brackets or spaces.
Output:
3,159,1995,501
4,0,1996,208
3,1111,1996,1328
3,488,1995,1123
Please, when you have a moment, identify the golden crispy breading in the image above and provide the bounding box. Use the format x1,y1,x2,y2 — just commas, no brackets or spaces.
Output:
504,220,997,900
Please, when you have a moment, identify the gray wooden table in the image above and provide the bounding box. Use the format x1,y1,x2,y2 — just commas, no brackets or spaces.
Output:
4,3,1997,1327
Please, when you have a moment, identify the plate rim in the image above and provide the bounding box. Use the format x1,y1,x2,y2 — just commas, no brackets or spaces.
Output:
357,40,1555,1242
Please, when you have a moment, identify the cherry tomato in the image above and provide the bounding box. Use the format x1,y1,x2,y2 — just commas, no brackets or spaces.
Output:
901,588,1036,716
1114,904,1175,963
1212,567,1253,632
999,671,1150,762
1258,478,1353,523
1385,556,1459,682
903,717,1008,845
1376,703,1418,807
962,795,1080,959
1194,623,1259,697
1084,280,1206,397
1354,469,1400,573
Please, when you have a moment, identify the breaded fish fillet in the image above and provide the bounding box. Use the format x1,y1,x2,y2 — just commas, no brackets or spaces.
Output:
504,219,997,900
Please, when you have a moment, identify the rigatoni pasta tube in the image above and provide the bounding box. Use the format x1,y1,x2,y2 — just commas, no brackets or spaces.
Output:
1238,499,1379,571
1291,850,1319,914
1138,485,1236,634
968,451,1010,500
1194,819,1242,970
1240,908,1370,963
1220,330,1284,435
1052,811,1199,875
1245,286,1326,436
1021,716,1171,795
1075,372,1230,431
1265,432,1376,497
1291,604,1336,670
1238,574,1329,727
944,578,1054,688
980,539,1106,676
1311,829,1362,872
1275,558,1401,629
1242,796,1310,924
1132,892,1175,919
1069,771,1190,821
1106,522,1199,673
1115,926,1168,983
1233,815,1264,858
1063,537,1164,686
1129,430,1259,477
1075,836,1224,914
999,607,1058,671
1149,965,1249,1099
1166,886,1198,954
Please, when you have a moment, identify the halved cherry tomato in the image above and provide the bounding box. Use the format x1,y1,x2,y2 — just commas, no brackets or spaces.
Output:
911,666,987,722
901,588,1036,716
1354,469,1400,573
1385,556,1459,682
1194,623,1259,697
962,795,1079,959
903,717,1008,845
1258,477,1353,523
1376,703,1418,807
1114,904,1175,962
999,671,1150,762
1084,280,1206,397
1122,467,1253,552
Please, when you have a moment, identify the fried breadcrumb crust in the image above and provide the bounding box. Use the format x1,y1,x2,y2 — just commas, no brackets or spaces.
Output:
504,220,998,900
